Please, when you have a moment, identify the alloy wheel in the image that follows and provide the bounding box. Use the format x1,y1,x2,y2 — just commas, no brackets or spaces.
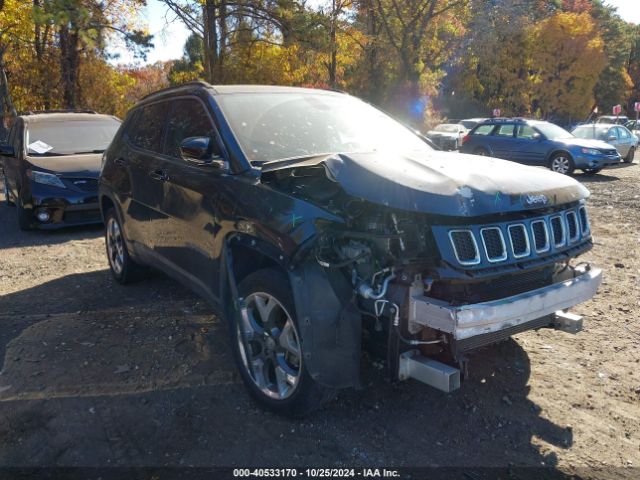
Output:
551,156,571,174
236,292,302,400
106,217,125,275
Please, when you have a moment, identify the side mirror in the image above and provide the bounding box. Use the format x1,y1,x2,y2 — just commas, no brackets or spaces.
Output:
532,133,542,141
0,144,15,157
607,135,617,142
179,136,225,168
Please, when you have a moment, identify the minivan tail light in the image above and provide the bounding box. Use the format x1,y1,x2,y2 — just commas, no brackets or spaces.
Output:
462,135,470,144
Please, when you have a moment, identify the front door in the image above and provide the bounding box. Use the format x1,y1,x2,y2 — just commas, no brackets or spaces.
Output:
154,97,226,301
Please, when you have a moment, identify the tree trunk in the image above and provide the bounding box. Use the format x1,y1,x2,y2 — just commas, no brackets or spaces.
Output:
59,25,80,108
0,51,17,141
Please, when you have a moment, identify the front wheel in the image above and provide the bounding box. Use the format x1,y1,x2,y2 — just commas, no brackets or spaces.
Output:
624,147,635,163
104,208,145,284
549,153,575,175
230,269,334,416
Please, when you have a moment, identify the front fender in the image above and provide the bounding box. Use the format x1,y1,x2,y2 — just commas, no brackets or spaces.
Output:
288,261,361,389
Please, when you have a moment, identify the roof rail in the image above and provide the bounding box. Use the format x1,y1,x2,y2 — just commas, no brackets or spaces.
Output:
19,109,98,116
140,81,213,101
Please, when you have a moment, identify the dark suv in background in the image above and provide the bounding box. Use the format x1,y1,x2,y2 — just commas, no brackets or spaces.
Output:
100,83,601,415
0,111,121,229
460,118,621,175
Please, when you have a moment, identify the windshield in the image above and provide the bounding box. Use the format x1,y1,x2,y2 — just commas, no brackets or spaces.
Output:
215,92,431,164
26,118,120,155
572,126,608,140
534,122,573,140
435,124,459,133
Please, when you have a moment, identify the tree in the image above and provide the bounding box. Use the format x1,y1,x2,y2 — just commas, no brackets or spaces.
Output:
528,12,606,120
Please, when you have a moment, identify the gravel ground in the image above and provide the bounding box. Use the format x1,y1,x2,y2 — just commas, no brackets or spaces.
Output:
0,159,638,477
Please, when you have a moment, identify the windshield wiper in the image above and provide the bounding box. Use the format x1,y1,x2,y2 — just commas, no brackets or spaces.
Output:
73,149,105,154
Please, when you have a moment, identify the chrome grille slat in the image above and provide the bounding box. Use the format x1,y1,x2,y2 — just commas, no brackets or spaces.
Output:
550,215,566,247
508,224,530,258
566,211,579,243
531,220,550,253
578,206,590,235
480,227,507,263
449,230,480,266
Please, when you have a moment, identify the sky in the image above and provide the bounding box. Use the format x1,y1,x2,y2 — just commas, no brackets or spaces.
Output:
111,0,640,66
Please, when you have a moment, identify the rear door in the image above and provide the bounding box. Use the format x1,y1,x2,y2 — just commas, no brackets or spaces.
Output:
489,123,517,160
154,96,226,300
125,101,169,249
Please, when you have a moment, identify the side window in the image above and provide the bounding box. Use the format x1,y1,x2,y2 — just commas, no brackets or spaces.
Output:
517,125,537,139
607,128,619,140
494,124,515,137
472,125,494,136
128,102,167,152
164,98,220,158
618,127,630,139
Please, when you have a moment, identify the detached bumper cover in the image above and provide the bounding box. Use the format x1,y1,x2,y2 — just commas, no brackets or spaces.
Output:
409,266,602,340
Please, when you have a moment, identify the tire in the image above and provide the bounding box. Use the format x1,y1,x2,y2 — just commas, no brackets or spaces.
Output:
230,268,334,416
16,196,32,231
2,175,14,207
624,147,635,164
549,153,575,175
474,147,489,156
581,167,602,176
104,208,145,284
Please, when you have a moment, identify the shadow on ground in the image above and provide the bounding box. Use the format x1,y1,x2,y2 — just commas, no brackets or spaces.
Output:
0,269,572,468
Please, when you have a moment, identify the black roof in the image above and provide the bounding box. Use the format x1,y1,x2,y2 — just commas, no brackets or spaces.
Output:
139,81,340,105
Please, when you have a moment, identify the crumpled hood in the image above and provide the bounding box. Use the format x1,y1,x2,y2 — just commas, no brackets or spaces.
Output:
320,151,589,217
556,138,615,150
26,153,102,176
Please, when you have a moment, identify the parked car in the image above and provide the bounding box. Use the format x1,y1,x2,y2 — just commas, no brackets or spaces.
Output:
595,115,629,125
425,123,467,150
572,124,637,163
0,111,121,230
459,118,487,130
460,118,621,175
100,83,601,414
625,119,640,136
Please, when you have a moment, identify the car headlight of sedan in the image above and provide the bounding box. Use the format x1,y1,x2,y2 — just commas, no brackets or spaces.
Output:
26,170,66,189
581,147,601,156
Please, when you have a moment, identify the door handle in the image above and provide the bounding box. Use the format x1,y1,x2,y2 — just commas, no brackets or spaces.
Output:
149,169,168,181
114,158,126,167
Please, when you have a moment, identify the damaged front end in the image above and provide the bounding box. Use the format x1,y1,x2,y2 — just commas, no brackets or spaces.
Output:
261,152,603,392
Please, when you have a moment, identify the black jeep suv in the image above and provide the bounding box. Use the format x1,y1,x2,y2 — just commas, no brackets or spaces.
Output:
99,83,602,415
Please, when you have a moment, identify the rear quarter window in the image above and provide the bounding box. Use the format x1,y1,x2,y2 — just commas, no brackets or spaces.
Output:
472,125,494,136
127,102,167,153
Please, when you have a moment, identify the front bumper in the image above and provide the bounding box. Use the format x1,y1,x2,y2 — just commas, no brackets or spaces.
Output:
409,266,602,341
25,181,101,228
574,154,621,169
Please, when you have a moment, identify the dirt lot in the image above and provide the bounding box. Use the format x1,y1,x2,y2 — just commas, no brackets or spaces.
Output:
0,160,638,477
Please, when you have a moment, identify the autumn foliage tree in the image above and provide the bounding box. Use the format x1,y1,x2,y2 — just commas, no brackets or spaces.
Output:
528,12,606,120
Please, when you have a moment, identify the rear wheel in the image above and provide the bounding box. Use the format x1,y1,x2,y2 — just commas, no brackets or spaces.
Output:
474,147,489,156
549,153,575,175
104,208,144,284
624,147,635,163
230,269,333,416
